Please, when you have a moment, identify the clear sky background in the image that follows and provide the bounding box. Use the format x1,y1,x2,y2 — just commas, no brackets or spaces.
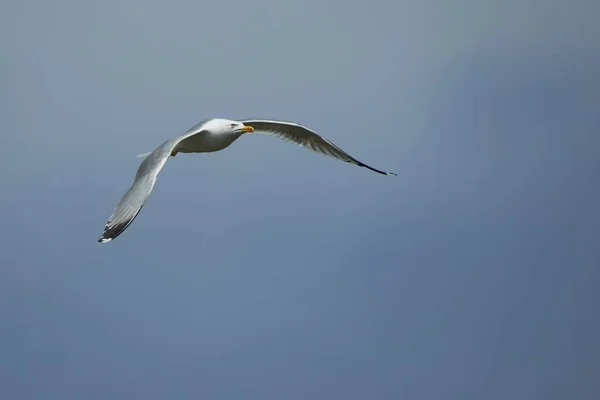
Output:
1,0,599,398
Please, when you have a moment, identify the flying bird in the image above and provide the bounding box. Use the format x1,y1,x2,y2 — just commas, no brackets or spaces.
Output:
98,118,396,243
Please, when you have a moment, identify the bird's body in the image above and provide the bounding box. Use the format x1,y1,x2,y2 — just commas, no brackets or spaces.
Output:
98,118,395,243
175,124,243,154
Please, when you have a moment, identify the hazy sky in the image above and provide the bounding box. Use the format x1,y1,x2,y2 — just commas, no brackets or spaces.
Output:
1,0,599,398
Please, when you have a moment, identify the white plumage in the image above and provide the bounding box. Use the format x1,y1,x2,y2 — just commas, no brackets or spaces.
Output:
98,118,395,243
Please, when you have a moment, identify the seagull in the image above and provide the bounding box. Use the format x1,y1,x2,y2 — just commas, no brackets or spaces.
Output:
97,118,396,243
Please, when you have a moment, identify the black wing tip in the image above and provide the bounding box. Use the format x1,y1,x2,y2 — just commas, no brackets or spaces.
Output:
358,163,397,176
97,225,123,243
97,206,143,244
97,223,128,244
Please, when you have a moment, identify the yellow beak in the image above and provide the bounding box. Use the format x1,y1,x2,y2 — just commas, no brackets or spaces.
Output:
240,125,254,133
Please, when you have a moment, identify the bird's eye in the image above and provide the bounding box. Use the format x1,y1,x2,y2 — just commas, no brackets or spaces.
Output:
230,123,237,128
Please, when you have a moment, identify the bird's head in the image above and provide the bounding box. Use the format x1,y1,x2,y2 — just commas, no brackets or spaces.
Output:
204,118,254,135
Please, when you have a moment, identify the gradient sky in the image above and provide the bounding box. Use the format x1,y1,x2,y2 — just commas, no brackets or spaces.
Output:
1,0,599,399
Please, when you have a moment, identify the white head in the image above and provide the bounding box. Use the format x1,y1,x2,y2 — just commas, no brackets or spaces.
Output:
202,118,254,135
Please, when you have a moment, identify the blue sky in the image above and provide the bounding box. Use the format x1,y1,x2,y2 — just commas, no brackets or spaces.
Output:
1,0,599,398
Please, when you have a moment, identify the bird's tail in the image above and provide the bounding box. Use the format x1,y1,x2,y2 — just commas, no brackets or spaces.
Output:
136,152,151,159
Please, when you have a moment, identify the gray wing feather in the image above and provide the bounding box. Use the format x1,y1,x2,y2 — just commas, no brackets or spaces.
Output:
240,119,396,176
98,129,201,243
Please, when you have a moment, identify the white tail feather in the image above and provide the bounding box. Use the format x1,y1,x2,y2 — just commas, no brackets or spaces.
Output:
136,152,151,159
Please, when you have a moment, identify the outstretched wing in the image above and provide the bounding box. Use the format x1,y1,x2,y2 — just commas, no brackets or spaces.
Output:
240,119,396,176
97,125,204,243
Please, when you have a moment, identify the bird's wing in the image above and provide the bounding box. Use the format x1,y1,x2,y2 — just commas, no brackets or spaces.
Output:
97,127,203,243
240,119,396,176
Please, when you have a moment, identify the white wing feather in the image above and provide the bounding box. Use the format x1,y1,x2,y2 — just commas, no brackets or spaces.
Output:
241,119,396,176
